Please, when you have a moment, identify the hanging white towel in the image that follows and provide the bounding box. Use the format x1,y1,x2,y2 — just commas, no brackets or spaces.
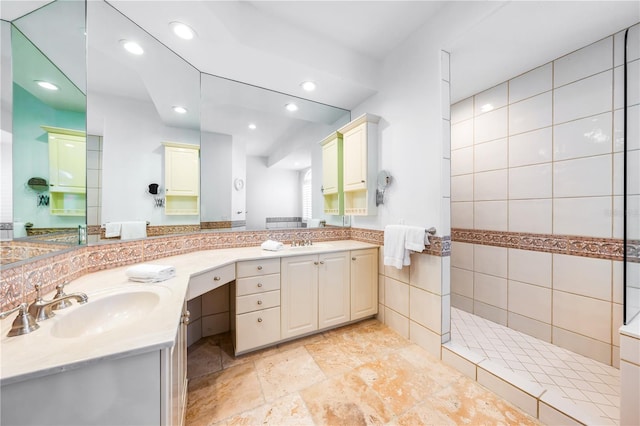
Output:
383,225,410,269
105,222,121,238
120,221,147,240
261,239,284,251
405,226,427,251
126,264,175,283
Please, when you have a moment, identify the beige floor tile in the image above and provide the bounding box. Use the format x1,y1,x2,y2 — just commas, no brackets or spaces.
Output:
300,371,394,425
222,393,315,426
187,362,264,425
397,344,464,388
305,333,367,376
255,346,327,402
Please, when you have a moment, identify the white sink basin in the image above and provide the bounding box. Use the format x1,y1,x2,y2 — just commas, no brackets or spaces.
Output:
50,289,163,339
288,243,333,251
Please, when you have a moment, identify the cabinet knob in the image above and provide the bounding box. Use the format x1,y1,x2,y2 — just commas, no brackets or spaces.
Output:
352,257,356,261
257,282,263,288
257,300,263,305
257,317,263,323
314,261,319,265
182,310,190,325
213,276,221,281
319,261,325,265
257,266,263,271
361,180,365,183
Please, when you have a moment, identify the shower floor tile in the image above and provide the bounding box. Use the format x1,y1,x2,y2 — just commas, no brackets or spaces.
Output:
451,307,620,425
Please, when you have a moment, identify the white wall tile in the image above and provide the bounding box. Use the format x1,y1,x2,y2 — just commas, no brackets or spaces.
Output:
451,118,473,150
613,302,623,347
553,155,612,197
553,197,613,238
87,169,100,188
385,306,409,339
508,128,552,167
508,280,551,323
621,360,640,426
614,150,640,196
409,286,441,332
616,60,640,108
474,201,507,231
474,169,507,201
441,80,450,120
409,321,441,358
441,256,451,296
474,245,507,278
554,37,613,88
508,199,552,234
451,266,473,298
474,300,508,325
553,112,612,161
620,334,640,365
614,194,640,239
451,146,473,176
615,24,640,67
474,138,507,172
553,291,611,343
474,272,507,309
451,174,473,201
451,201,473,229
441,197,451,235
554,70,612,124
614,105,640,152
509,163,552,199
378,274,385,305
384,262,410,284
509,63,552,104
474,83,508,114
508,312,552,342
612,261,624,304
476,365,540,418
452,293,473,313
474,107,507,143
442,118,451,159
508,249,552,288
451,241,474,270
509,92,552,135
385,277,410,317
442,346,477,379
553,326,612,365
451,97,473,124
87,150,100,170
553,254,612,301
442,158,451,197
409,253,441,294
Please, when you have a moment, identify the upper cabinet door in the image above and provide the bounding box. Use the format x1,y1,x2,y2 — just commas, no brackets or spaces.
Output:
342,123,368,192
321,136,339,194
165,144,199,196
46,128,86,192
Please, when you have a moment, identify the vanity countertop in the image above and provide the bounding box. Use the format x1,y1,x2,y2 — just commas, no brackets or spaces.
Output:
0,240,378,385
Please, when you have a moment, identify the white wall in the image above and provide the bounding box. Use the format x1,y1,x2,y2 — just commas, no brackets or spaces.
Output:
231,138,246,222
245,155,300,229
89,93,200,226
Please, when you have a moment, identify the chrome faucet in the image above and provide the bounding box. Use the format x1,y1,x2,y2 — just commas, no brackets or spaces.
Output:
291,239,313,247
0,303,39,337
28,283,88,322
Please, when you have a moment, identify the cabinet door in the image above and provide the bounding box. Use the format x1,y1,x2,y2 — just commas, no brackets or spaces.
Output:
322,137,339,194
49,134,86,191
280,255,318,339
350,248,378,320
342,124,367,192
318,251,350,329
165,146,199,196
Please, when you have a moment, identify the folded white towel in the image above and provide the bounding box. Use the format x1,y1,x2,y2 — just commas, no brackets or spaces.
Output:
120,221,147,240
126,264,176,283
105,222,121,238
261,239,284,251
405,226,427,251
383,225,410,270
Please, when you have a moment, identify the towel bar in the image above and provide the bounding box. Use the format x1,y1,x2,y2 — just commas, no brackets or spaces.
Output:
426,227,436,235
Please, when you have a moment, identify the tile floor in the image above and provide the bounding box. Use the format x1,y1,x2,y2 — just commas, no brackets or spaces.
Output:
450,307,621,425
186,319,541,425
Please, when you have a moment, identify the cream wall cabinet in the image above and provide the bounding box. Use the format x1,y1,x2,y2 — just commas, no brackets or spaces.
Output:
43,126,86,216
320,132,343,215
163,142,199,215
232,258,281,354
350,248,379,320
337,114,379,216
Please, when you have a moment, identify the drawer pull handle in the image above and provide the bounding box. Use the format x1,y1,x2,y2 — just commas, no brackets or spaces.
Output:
257,317,263,323
257,266,263,270
257,283,263,288
213,276,221,281
257,300,263,305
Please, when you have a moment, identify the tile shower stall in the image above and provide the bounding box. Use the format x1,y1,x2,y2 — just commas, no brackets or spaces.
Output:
450,23,639,424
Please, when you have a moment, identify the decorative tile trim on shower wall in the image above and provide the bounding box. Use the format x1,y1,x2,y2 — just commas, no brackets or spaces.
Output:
350,228,451,257
451,228,631,261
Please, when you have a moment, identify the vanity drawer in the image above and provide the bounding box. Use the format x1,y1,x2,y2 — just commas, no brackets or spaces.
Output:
236,258,280,278
236,274,280,296
235,307,281,354
187,263,235,300
236,290,280,315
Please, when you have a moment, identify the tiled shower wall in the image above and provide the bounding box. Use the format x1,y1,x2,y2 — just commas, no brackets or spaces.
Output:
450,24,639,367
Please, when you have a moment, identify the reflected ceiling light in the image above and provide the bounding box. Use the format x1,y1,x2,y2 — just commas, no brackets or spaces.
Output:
300,81,316,91
35,80,59,91
172,105,188,114
248,123,257,130
170,21,196,40
285,103,298,112
480,103,494,113
120,40,144,55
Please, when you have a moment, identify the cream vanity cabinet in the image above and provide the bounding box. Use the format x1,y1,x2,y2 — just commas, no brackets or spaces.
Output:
232,258,281,354
338,114,379,216
161,302,189,426
43,126,86,216
320,132,344,215
163,142,199,215
350,248,379,320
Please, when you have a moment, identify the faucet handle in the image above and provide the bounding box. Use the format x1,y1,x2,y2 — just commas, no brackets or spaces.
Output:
51,282,72,310
0,303,40,337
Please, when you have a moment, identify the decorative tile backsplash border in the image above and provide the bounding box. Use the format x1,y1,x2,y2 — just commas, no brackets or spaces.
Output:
349,228,450,257
451,228,637,262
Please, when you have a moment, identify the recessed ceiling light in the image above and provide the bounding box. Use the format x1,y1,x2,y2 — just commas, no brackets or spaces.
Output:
170,21,196,40
35,81,59,91
300,81,316,91
120,40,144,55
285,103,298,112
172,105,187,114
248,123,257,130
